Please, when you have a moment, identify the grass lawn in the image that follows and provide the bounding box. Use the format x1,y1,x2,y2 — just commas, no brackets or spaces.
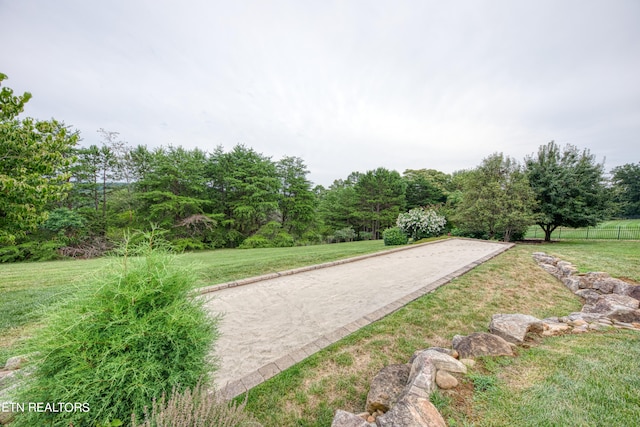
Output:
2,238,639,426
240,240,640,426
0,240,388,365
525,219,640,240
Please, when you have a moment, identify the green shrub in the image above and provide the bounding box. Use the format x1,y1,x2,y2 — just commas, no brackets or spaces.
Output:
239,235,272,249
132,380,262,427
382,227,408,246
0,245,21,263
12,233,219,426
332,227,356,242
239,222,295,249
272,231,294,247
0,241,63,262
172,237,206,252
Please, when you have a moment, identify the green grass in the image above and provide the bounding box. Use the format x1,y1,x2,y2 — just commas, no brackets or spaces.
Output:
240,240,639,426
525,219,640,240
469,331,640,426
0,240,387,363
2,238,639,426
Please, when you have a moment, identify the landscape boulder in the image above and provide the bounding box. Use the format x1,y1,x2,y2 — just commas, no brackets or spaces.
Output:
489,314,542,344
575,289,601,305
607,309,640,324
375,394,446,427
583,294,640,316
628,285,640,302
435,370,458,389
453,332,514,358
413,349,467,374
540,320,572,336
331,410,375,427
562,276,581,292
365,364,410,413
405,355,437,399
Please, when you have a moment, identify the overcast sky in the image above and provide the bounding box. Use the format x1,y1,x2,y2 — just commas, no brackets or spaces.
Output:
2,0,639,186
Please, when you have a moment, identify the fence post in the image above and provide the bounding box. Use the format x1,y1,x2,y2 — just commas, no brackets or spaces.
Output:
586,227,589,239
618,226,621,240
558,227,561,239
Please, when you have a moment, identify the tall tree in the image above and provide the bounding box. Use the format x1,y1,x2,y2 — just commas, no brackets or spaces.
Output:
403,169,450,209
354,167,406,239
525,141,610,241
611,163,640,218
136,146,210,228
455,153,537,241
206,144,280,246
0,73,78,244
276,156,317,237
316,176,360,234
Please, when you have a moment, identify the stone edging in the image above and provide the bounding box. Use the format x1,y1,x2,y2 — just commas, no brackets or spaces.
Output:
217,239,514,400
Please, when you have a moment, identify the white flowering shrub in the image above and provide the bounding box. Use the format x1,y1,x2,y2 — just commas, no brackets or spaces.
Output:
396,208,447,240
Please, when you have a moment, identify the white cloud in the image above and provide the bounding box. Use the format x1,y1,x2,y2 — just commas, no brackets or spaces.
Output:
1,0,639,186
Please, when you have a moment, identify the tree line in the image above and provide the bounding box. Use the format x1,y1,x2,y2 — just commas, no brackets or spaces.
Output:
2,73,639,261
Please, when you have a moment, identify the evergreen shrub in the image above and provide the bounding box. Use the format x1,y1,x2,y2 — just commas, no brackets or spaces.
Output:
382,227,408,246
12,232,219,426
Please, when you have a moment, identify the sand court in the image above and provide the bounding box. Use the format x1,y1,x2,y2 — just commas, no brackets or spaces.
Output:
200,238,512,397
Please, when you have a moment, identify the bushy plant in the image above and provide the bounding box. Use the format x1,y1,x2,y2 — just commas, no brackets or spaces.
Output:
12,232,219,426
0,240,63,262
238,222,295,249
131,380,262,427
172,237,207,252
333,227,356,242
239,235,272,249
396,207,447,240
382,227,408,246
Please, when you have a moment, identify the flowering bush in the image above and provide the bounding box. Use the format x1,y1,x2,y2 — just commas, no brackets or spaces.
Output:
396,208,447,240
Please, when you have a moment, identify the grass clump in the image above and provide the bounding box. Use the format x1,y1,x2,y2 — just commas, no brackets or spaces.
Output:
11,232,219,426
132,381,262,427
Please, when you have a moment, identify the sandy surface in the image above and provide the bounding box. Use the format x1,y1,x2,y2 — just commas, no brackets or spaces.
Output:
201,238,509,388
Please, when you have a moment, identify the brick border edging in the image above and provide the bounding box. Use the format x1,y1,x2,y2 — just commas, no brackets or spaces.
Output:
197,237,505,295
216,239,515,400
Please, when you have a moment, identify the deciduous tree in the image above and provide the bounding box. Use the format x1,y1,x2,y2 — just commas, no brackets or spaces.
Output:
0,73,78,244
455,153,537,241
525,141,610,241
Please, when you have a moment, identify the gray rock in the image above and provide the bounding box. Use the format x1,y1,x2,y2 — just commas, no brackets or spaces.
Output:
405,356,437,399
575,289,601,305
562,277,581,292
607,309,640,324
567,312,605,323
0,370,17,389
612,281,634,296
332,410,376,427
489,313,543,344
453,332,514,359
541,321,572,336
533,254,557,265
435,370,458,389
592,277,629,294
365,364,410,413
375,394,446,427
540,263,560,277
4,355,27,371
408,347,457,364
451,334,464,348
412,350,467,374
628,285,640,301
578,272,611,289
584,294,640,316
